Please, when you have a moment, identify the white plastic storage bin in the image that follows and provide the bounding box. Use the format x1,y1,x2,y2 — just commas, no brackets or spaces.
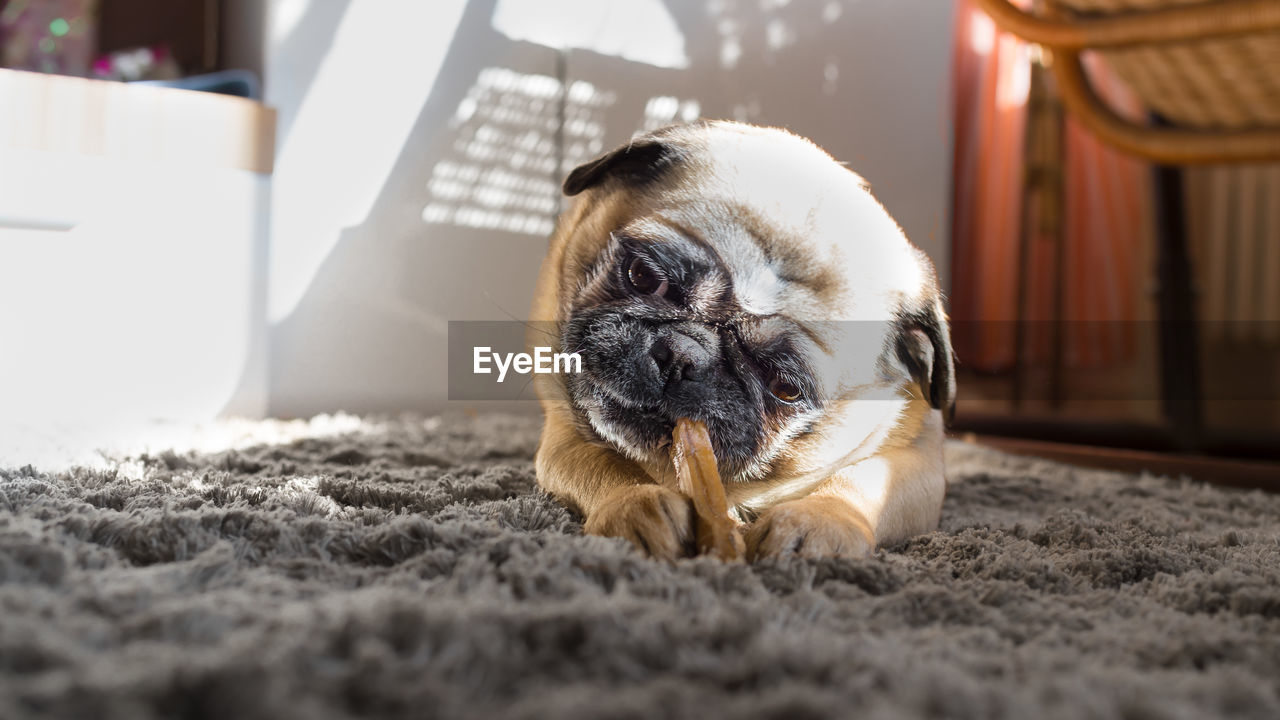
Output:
0,70,274,427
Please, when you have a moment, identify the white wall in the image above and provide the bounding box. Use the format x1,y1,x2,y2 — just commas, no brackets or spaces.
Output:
262,0,954,417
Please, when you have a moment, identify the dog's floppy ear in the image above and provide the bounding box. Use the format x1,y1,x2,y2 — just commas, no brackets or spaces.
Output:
894,295,956,424
563,134,686,197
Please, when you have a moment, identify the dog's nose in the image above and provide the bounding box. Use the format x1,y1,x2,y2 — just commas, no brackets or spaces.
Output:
650,326,715,384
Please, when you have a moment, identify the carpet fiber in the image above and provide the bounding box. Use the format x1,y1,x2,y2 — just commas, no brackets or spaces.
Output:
2,414,1279,719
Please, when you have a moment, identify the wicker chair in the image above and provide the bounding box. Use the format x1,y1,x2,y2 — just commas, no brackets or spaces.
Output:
973,0,1280,163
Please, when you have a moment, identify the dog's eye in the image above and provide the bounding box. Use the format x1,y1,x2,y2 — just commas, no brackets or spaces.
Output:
626,256,669,297
768,376,803,404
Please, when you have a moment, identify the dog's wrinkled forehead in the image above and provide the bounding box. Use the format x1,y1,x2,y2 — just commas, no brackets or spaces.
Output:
567,121,925,322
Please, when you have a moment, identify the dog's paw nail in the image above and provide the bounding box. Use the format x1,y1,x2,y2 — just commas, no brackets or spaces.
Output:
583,485,695,561
746,497,873,561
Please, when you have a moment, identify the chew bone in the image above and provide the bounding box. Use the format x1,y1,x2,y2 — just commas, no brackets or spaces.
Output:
672,418,745,561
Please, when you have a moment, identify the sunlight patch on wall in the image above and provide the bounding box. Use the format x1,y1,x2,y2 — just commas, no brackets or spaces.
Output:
491,0,688,70
269,0,311,43
822,1,843,24
823,57,839,95
765,17,796,52
641,96,701,132
422,67,615,236
709,0,816,69
732,96,763,122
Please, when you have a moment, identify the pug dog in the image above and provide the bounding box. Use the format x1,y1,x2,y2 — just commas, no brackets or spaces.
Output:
528,121,954,561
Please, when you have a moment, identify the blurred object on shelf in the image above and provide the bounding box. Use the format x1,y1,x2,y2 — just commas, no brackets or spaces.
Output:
0,0,97,75
134,68,260,99
97,0,219,75
91,44,180,81
2,0,231,78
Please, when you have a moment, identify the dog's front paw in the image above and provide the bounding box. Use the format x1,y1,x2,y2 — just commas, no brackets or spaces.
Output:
746,496,874,561
583,484,695,561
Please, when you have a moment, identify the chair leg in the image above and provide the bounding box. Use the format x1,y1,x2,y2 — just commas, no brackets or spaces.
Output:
1152,162,1203,450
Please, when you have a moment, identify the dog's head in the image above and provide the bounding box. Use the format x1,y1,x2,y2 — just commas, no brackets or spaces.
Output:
532,121,953,484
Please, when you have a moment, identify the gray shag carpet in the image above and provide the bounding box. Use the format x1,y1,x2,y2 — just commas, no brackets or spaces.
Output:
2,413,1279,720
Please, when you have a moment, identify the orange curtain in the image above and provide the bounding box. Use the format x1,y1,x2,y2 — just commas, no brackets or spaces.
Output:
950,0,1154,372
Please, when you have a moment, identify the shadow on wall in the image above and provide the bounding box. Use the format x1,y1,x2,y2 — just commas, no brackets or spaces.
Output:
259,0,954,418
265,0,549,417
